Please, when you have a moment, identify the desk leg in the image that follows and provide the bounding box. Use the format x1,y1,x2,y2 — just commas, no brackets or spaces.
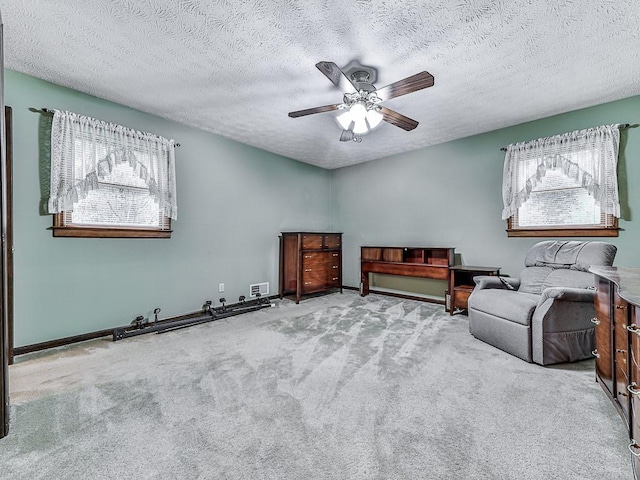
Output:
361,270,369,296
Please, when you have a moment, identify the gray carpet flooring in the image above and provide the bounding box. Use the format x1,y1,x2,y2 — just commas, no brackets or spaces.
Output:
0,292,631,479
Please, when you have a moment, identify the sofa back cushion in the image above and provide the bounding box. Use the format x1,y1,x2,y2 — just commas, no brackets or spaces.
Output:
542,269,596,290
519,266,553,295
524,240,616,272
519,241,617,294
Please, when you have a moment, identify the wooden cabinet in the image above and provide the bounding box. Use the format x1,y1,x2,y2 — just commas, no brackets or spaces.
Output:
360,247,455,302
591,266,640,479
447,265,501,315
279,232,342,304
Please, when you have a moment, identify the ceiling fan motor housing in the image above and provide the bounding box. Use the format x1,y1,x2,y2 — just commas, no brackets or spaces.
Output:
350,70,376,92
342,60,378,92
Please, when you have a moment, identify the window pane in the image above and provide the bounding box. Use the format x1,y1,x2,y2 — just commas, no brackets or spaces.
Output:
71,184,160,227
518,167,601,227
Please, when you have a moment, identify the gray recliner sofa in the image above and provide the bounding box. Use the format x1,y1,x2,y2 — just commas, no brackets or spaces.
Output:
467,241,616,365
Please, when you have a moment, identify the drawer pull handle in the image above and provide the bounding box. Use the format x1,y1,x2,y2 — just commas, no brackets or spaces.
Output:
590,317,600,325
627,324,640,335
332,265,339,269
616,305,627,310
629,441,640,457
304,282,311,285
304,269,312,272
592,349,600,359
333,253,339,257
332,277,339,281
628,383,640,396
304,255,311,259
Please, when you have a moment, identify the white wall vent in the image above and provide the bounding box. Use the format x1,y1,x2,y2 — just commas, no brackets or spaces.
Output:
250,282,269,297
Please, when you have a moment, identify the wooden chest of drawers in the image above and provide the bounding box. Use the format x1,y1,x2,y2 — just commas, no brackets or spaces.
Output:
591,266,640,479
279,232,342,304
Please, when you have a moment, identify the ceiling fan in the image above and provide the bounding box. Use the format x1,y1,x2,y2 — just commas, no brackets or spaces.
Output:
288,61,434,142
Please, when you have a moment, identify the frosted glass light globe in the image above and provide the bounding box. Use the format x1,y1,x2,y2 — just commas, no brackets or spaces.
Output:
336,111,353,130
366,109,383,129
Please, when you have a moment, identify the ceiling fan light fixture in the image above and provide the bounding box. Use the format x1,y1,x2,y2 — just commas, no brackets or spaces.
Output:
337,102,381,135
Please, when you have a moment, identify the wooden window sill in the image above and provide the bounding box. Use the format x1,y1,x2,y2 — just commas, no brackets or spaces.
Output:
51,226,172,238
506,227,619,238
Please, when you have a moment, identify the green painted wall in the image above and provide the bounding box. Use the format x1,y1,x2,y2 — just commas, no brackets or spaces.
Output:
7,68,640,345
331,96,640,296
7,70,332,347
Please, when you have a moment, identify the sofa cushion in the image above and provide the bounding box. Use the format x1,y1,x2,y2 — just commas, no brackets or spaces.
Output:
518,266,553,295
525,241,580,268
524,240,617,272
469,289,539,326
572,241,617,271
542,269,595,290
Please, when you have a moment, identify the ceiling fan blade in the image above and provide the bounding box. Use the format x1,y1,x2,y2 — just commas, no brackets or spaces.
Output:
316,62,358,93
288,104,340,118
380,107,419,131
375,71,434,102
340,129,354,142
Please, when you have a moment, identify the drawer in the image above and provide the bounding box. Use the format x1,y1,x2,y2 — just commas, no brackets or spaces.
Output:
302,264,327,278
301,275,325,293
615,321,630,372
301,234,323,249
324,234,341,249
453,288,472,310
302,252,326,264
303,268,326,282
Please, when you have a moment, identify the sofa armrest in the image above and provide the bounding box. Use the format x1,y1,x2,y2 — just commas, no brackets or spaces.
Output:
532,287,597,365
473,276,521,291
538,287,595,305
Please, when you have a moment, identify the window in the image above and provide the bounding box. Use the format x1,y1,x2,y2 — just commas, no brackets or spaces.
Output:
48,110,177,238
502,124,622,237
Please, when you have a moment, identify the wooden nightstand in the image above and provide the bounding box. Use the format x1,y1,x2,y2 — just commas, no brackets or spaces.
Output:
448,265,501,315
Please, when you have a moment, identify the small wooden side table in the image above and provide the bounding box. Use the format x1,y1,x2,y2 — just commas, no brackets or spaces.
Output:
448,265,501,315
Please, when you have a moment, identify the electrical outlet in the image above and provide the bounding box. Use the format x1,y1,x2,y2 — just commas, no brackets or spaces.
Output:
219,283,224,293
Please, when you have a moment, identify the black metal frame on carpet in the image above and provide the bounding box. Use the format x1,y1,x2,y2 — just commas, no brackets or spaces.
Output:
113,294,273,341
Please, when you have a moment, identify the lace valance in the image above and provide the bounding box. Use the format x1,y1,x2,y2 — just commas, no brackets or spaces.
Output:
501,124,621,221
48,110,178,220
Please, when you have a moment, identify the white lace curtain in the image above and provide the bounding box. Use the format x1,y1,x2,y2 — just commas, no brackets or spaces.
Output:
48,110,178,220
501,124,621,222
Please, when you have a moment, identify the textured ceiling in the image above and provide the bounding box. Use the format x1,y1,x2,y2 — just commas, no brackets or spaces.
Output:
2,0,640,169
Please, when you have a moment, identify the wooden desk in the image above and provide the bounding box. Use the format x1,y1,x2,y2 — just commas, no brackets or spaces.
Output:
448,265,501,315
360,246,455,301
